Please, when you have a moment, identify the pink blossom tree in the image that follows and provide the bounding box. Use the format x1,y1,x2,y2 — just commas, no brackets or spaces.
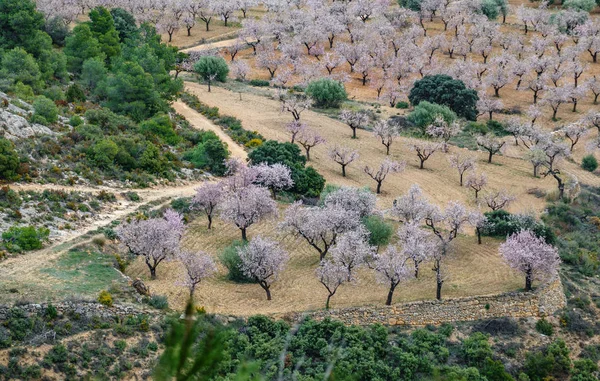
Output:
297,128,325,161
117,210,185,279
280,93,313,121
237,236,289,300
477,134,506,163
499,230,560,291
561,121,587,151
323,186,377,219
465,171,488,200
191,182,223,229
364,159,405,194
374,245,413,305
339,110,370,139
539,141,571,199
407,140,442,169
330,228,374,281
328,145,359,177
177,250,217,297
425,201,470,300
285,120,306,144
372,120,400,155
219,184,277,241
397,222,436,278
253,163,294,198
483,189,516,211
390,184,432,223
447,153,475,186
280,202,360,261
316,260,349,309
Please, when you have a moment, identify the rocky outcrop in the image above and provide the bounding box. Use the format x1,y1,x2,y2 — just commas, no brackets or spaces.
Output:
0,108,54,140
289,279,566,326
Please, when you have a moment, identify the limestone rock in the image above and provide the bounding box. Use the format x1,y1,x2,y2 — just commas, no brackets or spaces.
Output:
0,108,54,140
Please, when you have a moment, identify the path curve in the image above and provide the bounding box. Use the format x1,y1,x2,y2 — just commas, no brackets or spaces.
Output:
173,100,248,160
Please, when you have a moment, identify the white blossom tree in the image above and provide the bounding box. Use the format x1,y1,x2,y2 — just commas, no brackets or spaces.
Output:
253,163,294,198
448,154,475,186
339,110,370,139
191,182,223,229
219,184,277,241
328,145,359,177
465,171,488,200
374,245,413,305
477,134,506,163
372,120,400,155
364,159,405,194
397,222,436,278
238,236,289,300
177,251,217,297
316,260,349,309
297,128,326,161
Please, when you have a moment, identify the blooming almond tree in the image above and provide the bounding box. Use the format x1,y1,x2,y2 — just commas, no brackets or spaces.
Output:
425,201,470,300
330,228,375,281
483,189,516,211
407,140,441,169
339,110,370,139
285,120,307,144
117,210,185,280
425,116,460,147
499,230,560,291
374,245,413,305
465,171,488,200
316,260,350,309
561,121,587,151
253,163,294,198
364,159,405,194
219,184,277,241
281,202,360,261
280,93,313,121
477,134,506,164
177,250,217,298
397,222,436,278
328,145,359,177
390,184,432,223
447,154,475,186
191,182,223,229
237,236,289,300
372,120,400,155
322,186,377,219
297,128,326,161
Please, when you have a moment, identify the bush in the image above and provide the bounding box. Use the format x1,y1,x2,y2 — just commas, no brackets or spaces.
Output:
219,240,254,283
194,56,229,86
1,226,50,252
66,83,86,103
362,215,393,250
69,115,83,126
407,101,457,130
395,101,409,109
305,78,347,108
482,209,555,244
535,318,554,336
147,295,169,310
409,75,479,120
523,339,571,381
563,0,596,11
581,155,598,172
249,79,270,87
140,114,180,145
184,132,229,176
98,290,113,307
0,138,20,181
33,96,58,124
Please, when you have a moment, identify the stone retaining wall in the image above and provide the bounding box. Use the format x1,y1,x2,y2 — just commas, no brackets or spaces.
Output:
0,301,153,321
294,279,566,326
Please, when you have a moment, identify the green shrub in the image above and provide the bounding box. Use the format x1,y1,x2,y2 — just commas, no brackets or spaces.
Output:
33,96,58,124
219,240,254,283
409,75,479,120
42,87,66,102
535,318,554,336
147,295,169,310
66,83,86,103
0,138,20,181
362,215,393,250
482,210,555,244
98,290,113,307
581,155,598,172
249,79,270,87
194,56,229,89
395,101,409,109
140,114,180,145
184,132,229,176
69,115,83,126
44,303,58,320
523,339,571,381
563,0,596,11
407,101,457,130
1,225,50,252
305,78,347,108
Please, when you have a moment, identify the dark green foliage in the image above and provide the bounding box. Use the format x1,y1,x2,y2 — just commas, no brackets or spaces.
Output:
183,131,230,176
1,225,50,252
535,319,554,336
66,83,86,103
249,140,325,198
219,240,254,283
396,101,410,109
249,79,270,87
581,155,598,172
0,0,45,51
409,75,479,120
398,0,423,11
44,17,70,46
110,8,139,42
0,48,42,90
33,95,58,124
407,101,457,130
140,114,180,145
0,138,20,181
460,332,492,367
523,339,571,381
305,78,347,108
363,215,394,250
64,24,104,74
89,6,121,61
81,57,107,93
482,209,555,244
481,0,500,19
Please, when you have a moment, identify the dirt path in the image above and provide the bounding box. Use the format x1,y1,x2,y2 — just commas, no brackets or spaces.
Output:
180,37,245,53
172,100,248,160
